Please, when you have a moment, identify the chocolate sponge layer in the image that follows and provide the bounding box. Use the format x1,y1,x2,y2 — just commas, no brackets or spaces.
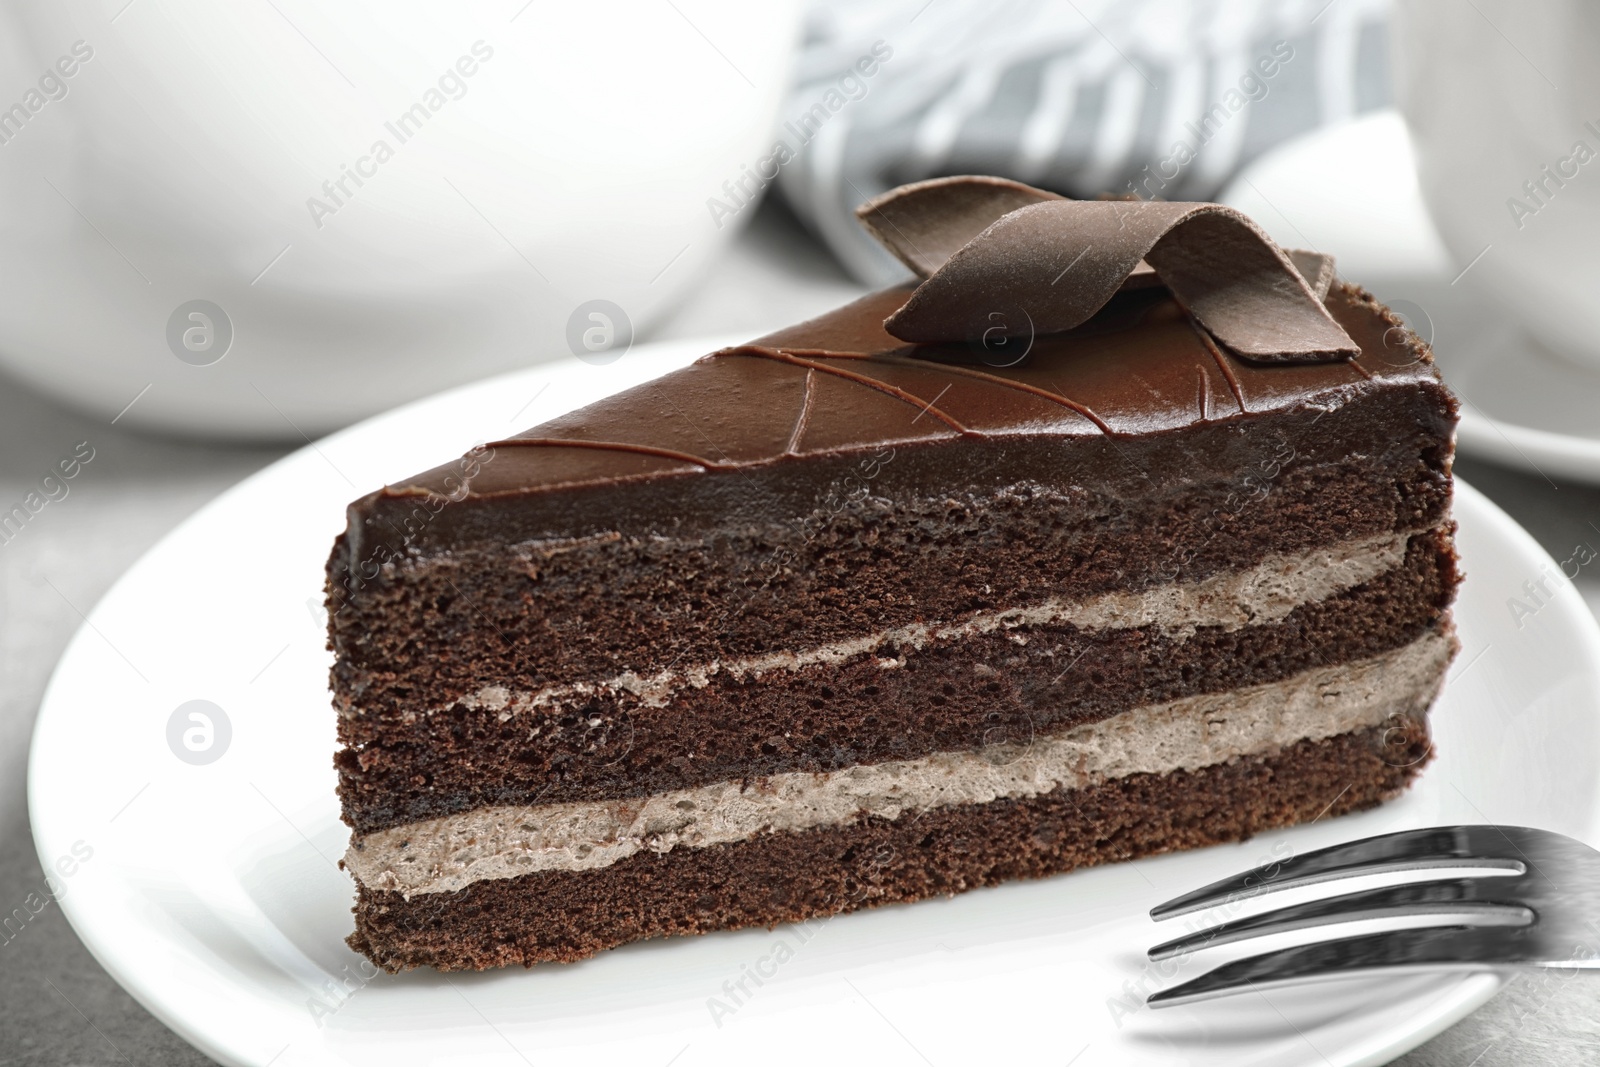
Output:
337,528,1457,833
348,721,1430,972
328,384,1454,727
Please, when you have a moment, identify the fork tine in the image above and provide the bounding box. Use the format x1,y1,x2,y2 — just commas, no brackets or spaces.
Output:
1150,826,1525,920
1147,878,1533,961
1147,925,1539,1008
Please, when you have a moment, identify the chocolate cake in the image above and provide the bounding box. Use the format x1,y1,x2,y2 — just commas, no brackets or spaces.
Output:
327,176,1459,973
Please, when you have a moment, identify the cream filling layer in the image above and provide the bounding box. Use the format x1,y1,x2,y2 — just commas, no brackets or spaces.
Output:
442,529,1417,720
347,627,1454,897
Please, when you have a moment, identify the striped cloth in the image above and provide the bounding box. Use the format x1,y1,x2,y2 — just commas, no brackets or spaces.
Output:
775,0,1392,285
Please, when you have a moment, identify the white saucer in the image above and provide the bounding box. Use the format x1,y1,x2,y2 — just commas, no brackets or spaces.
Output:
1223,110,1600,485
1373,278,1600,486
29,338,1600,1066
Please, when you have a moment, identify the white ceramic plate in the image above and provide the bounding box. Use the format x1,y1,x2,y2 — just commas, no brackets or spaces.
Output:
1222,110,1600,485
30,338,1600,1067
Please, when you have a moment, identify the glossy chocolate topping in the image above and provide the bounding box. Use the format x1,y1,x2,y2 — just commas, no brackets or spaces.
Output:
380,289,1426,494
349,182,1441,558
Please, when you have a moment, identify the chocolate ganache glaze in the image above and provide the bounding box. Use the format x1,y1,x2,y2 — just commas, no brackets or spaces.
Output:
334,176,1444,568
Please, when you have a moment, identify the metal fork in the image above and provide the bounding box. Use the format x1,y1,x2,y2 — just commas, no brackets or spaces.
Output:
1144,826,1600,1008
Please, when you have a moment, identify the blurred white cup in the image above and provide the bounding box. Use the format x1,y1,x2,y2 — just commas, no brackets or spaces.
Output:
1394,0,1600,370
0,1,799,438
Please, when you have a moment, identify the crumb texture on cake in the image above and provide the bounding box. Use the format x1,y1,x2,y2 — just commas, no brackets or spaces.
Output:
335,524,1457,833
347,720,1431,972
421,528,1412,713
346,626,1452,896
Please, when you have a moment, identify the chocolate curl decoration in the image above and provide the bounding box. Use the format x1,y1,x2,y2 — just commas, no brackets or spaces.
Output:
855,175,1062,278
1285,248,1336,302
856,177,1356,364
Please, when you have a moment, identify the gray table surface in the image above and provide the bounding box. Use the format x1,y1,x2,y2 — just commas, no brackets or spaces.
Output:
4,199,1599,1065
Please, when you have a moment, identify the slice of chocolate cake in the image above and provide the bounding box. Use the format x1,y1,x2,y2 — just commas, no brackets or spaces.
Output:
328,177,1459,973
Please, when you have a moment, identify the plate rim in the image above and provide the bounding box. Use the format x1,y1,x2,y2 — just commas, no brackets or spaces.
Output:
28,352,1600,1066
